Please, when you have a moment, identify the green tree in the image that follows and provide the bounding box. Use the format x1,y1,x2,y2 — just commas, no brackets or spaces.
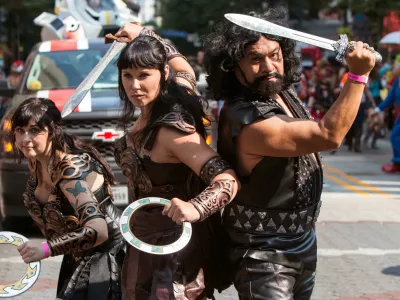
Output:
0,0,53,61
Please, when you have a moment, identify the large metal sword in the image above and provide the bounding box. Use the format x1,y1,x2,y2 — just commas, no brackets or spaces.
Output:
224,14,382,63
61,40,127,118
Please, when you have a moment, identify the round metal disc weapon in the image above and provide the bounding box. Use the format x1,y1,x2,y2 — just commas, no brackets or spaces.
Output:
119,197,192,255
0,232,41,298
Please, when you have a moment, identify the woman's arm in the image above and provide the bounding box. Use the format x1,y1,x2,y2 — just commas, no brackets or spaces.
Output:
378,77,399,112
17,178,109,263
109,23,196,90
159,127,239,223
46,179,108,256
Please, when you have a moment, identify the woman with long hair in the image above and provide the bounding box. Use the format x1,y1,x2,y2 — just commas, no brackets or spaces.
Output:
9,97,125,300
110,24,239,299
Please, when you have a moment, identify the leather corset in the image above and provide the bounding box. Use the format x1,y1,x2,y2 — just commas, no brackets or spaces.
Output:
114,104,203,202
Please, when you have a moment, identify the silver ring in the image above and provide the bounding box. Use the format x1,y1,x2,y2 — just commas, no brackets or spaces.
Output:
348,41,356,51
119,197,192,255
0,232,41,298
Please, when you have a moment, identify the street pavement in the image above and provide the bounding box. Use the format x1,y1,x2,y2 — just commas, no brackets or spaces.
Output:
1,138,400,299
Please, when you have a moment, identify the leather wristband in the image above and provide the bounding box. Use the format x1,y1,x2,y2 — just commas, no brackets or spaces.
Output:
42,241,50,258
139,27,185,61
347,72,368,84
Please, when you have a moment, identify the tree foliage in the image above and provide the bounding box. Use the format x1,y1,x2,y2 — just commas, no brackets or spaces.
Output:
158,0,286,35
0,0,54,60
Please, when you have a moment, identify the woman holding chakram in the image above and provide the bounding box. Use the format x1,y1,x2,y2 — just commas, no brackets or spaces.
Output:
9,97,125,300
110,23,239,299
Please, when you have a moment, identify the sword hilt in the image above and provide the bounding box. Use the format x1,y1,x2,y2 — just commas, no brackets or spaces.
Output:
332,35,382,63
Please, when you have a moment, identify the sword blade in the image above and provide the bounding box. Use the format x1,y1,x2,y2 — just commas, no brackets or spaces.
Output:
61,41,127,118
225,13,336,50
224,14,382,62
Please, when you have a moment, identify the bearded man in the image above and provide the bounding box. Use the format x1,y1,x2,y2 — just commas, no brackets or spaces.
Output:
203,7,375,300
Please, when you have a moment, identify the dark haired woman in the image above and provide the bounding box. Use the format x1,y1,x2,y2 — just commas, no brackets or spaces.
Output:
10,97,125,300
203,7,376,300
110,24,239,299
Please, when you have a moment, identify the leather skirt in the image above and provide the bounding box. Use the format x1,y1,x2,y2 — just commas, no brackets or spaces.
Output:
121,207,207,300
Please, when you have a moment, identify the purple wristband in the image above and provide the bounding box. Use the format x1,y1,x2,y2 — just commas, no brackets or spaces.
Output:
348,72,368,84
42,241,50,258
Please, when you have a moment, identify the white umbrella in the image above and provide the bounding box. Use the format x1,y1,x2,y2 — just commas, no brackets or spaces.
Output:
379,31,400,45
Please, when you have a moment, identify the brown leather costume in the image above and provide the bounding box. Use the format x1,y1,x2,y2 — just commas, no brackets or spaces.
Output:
114,104,232,300
23,154,125,300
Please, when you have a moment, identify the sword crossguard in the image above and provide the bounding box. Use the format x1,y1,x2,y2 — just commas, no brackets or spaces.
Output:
332,34,382,63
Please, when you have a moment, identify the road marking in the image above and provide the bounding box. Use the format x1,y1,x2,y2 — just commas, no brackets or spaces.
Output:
363,180,400,186
319,248,400,256
324,164,391,198
323,172,370,197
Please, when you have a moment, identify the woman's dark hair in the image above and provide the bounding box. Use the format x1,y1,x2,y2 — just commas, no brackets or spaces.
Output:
117,35,208,147
203,6,301,100
10,97,116,184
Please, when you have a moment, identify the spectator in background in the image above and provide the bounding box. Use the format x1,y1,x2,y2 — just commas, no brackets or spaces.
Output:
363,64,390,149
375,76,400,172
308,60,335,121
7,60,24,88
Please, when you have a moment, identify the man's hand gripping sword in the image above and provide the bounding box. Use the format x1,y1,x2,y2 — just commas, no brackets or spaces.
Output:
224,14,382,64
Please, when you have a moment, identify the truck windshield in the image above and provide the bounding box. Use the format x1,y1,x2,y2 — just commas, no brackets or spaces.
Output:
24,48,119,91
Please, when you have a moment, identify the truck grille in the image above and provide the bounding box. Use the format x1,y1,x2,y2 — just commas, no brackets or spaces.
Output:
62,119,122,130
91,141,116,158
60,119,127,158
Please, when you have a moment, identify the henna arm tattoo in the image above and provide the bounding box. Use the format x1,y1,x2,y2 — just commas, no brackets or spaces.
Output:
139,27,185,61
48,226,98,256
189,179,235,222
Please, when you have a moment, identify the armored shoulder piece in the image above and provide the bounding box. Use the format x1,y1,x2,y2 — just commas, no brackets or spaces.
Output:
51,153,93,185
226,98,285,139
153,105,196,134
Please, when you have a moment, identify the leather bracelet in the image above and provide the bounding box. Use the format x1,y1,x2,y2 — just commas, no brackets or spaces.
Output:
347,72,368,84
139,27,184,61
42,241,50,258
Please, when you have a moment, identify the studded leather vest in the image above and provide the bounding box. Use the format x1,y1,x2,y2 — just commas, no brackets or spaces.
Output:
218,87,323,211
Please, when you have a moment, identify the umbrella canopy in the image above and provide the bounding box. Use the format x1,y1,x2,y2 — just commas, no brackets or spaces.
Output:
380,31,400,45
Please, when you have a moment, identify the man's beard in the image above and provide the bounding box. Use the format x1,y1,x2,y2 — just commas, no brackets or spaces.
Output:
251,72,285,98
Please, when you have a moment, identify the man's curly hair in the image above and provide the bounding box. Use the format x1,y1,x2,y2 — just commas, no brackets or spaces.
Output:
203,7,301,100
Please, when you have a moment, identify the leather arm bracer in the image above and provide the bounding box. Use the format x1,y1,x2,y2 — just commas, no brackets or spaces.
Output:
189,156,234,221
199,156,231,185
139,27,185,61
48,201,105,256
189,179,235,222
48,226,98,256
176,71,197,90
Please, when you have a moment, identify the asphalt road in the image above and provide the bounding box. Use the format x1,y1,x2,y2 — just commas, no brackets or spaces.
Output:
1,138,400,300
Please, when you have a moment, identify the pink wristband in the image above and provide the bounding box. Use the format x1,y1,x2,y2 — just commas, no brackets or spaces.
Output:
42,241,50,258
347,72,368,84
